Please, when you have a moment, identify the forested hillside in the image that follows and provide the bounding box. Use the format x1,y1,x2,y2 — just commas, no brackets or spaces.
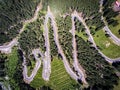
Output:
0,0,40,45
0,0,120,90
76,36,119,90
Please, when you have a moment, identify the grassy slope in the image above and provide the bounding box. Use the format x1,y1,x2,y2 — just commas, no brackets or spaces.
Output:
94,30,120,58
76,31,88,42
5,47,20,89
30,65,46,88
6,47,18,78
30,57,78,90
109,15,120,38
49,57,77,90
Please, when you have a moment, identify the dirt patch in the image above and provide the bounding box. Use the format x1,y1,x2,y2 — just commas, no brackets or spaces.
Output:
105,41,110,48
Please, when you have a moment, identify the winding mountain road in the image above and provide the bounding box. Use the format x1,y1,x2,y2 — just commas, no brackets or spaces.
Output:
43,6,79,81
0,39,18,54
100,0,120,46
23,49,43,84
42,7,52,81
71,14,87,84
72,11,120,63
103,26,120,45
0,1,43,84
1,0,120,85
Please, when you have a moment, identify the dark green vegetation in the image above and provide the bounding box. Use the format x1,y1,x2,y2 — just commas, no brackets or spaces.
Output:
31,57,81,90
57,16,73,64
18,10,46,55
0,53,6,77
112,62,120,90
103,0,119,26
0,0,40,45
0,23,23,45
112,61,120,72
48,19,58,58
75,18,88,41
18,11,45,70
18,17,45,55
76,36,119,90
0,53,10,90
109,15,120,38
0,53,8,90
